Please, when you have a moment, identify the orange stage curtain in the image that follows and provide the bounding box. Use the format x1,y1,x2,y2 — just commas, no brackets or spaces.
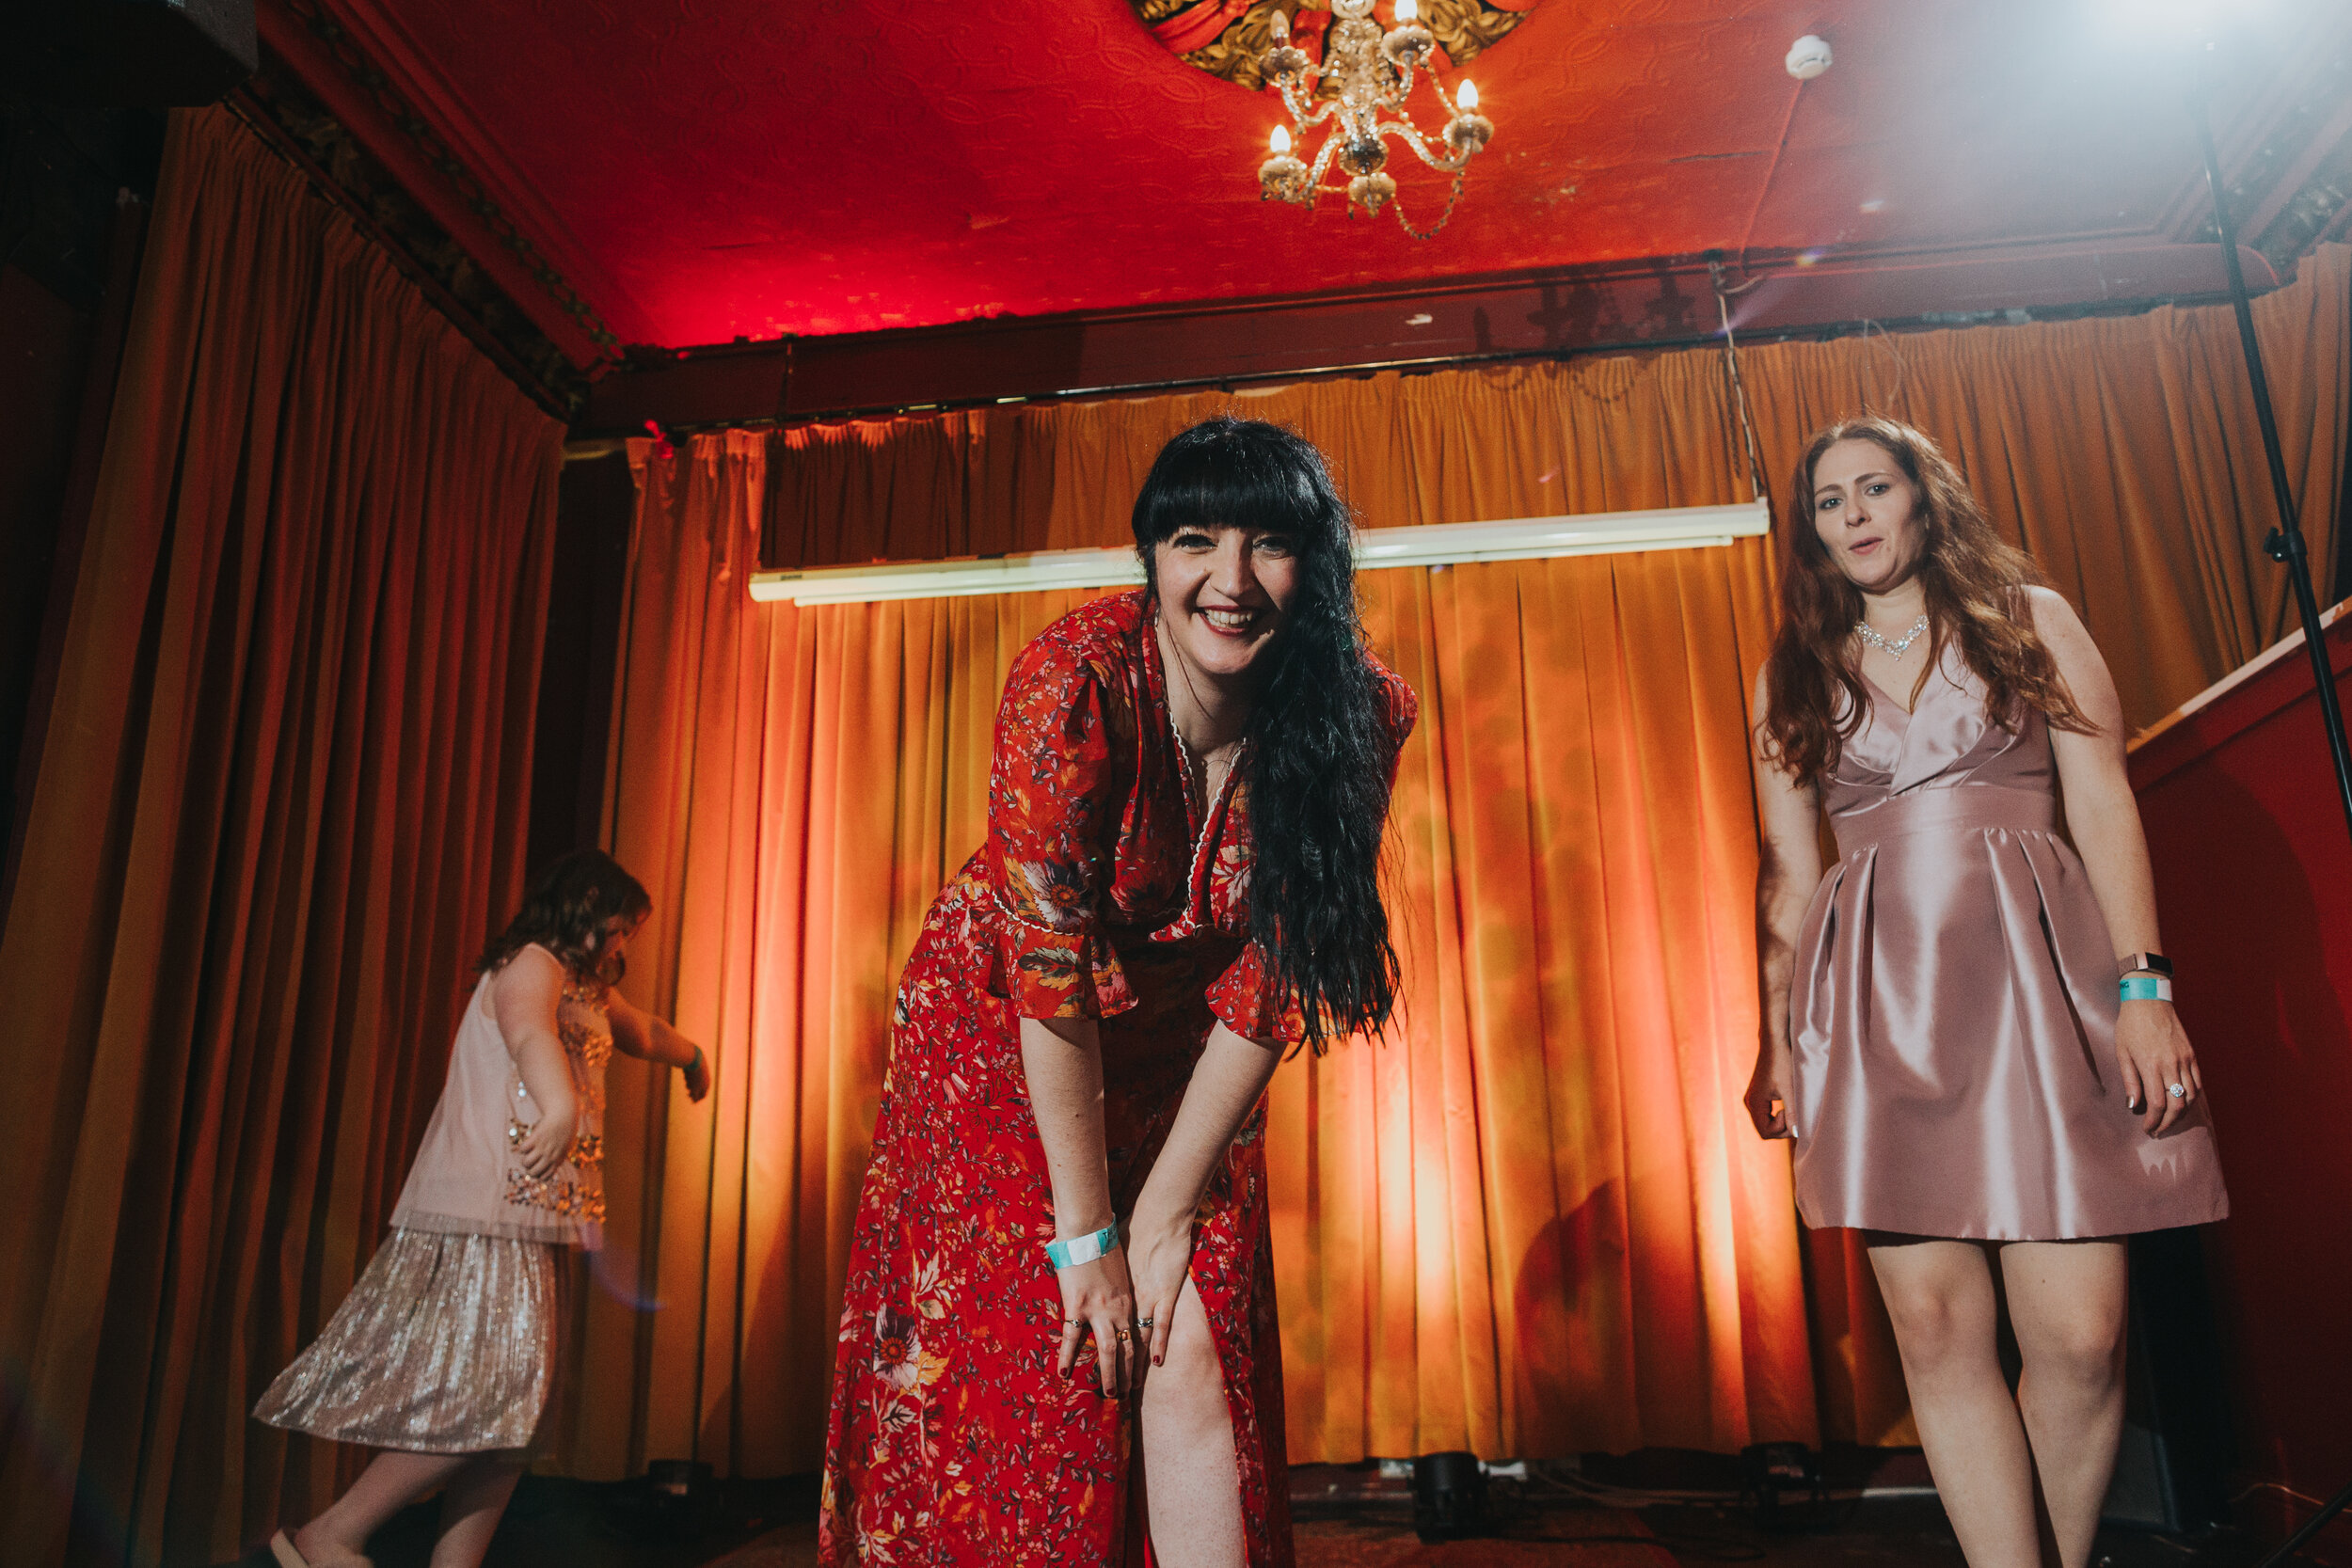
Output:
0,107,563,1567
770,245,2349,734
592,246,2349,1478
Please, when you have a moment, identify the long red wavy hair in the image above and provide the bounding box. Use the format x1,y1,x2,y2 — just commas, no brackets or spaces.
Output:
1757,416,2088,782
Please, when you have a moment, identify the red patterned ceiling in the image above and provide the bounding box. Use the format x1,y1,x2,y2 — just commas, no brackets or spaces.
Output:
268,0,2341,356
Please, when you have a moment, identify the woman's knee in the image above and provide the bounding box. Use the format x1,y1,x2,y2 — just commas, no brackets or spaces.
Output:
2019,1308,2125,1395
1880,1280,1995,1376
1144,1314,1231,1440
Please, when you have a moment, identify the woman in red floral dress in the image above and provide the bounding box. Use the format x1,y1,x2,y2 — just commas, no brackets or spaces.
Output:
818,418,1416,1567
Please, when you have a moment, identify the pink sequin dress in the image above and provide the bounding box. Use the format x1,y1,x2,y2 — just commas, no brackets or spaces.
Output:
253,944,609,1453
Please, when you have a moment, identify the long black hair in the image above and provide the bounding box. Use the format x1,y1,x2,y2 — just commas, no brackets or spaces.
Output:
477,848,652,988
1133,415,1401,1052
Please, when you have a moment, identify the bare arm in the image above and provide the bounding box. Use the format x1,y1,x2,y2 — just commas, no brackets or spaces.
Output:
490,948,580,1178
2031,586,2202,1132
609,992,710,1101
1021,1015,1136,1397
1748,665,1825,1138
1128,1022,1283,1365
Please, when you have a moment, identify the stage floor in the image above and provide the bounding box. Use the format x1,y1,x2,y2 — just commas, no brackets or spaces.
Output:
222,1467,2280,1566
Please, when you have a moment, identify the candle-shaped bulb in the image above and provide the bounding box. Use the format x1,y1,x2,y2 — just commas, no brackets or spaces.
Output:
1270,6,1289,39
1395,0,1418,21
1271,124,1293,154
1456,78,1479,111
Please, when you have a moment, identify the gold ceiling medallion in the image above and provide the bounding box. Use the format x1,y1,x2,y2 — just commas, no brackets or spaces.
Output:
1133,0,1536,93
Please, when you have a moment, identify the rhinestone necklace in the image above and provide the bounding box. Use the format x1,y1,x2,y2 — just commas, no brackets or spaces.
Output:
1854,613,1931,661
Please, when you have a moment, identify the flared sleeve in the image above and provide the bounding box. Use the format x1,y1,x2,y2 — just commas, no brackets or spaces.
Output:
981,635,1138,1020
1206,941,1308,1045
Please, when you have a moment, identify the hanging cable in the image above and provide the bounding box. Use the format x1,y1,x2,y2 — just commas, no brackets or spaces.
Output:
1855,317,1910,414
1734,78,1807,282
1710,259,1771,507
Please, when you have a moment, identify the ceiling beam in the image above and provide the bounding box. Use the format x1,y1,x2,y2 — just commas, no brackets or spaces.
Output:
579,236,2275,436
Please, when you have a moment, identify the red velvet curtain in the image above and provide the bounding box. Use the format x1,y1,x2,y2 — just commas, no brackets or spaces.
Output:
0,106,563,1567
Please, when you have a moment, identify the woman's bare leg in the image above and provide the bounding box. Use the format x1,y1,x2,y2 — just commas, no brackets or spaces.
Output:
427,1456,527,1568
293,1449,469,1561
2002,1241,2129,1568
1138,1273,1244,1568
1868,1237,2041,1568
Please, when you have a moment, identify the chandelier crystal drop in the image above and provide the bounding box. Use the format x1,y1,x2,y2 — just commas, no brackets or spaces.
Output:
1254,0,1495,237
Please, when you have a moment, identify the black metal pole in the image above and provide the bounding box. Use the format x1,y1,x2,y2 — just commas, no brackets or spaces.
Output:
2194,65,2352,1567
2190,87,2352,855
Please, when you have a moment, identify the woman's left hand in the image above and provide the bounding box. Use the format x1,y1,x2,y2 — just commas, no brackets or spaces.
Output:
2116,1000,2203,1135
1124,1203,1197,1371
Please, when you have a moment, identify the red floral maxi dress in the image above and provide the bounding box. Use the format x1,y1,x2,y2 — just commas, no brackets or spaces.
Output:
818,590,1415,1567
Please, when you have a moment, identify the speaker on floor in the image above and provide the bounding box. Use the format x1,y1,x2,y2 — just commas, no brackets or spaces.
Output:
10,0,258,106
2103,1227,2233,1531
1412,1451,1487,1542
1740,1441,1827,1531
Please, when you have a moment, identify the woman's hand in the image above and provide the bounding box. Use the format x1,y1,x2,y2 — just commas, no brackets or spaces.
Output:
1055,1245,1139,1399
515,1094,579,1179
681,1045,711,1103
1744,1038,1795,1139
2116,1000,2203,1134
1125,1204,1197,1371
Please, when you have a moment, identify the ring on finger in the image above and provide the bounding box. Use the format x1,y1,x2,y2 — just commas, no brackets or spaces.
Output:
2167,1083,2186,1099
1135,1317,1154,1330
1114,1326,1132,1342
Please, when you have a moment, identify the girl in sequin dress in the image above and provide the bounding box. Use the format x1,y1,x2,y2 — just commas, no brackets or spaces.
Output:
255,850,710,1568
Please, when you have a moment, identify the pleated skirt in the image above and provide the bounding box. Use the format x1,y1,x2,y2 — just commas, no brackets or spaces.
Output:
253,1227,573,1455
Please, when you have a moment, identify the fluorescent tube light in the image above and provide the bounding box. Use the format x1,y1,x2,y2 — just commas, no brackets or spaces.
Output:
747,499,1770,606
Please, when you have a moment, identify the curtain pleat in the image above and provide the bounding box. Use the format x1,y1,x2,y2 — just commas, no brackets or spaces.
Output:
0,106,563,1567
594,245,2348,1478
771,245,2348,734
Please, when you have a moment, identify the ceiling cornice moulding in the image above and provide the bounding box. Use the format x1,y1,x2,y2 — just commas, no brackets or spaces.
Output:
254,0,630,365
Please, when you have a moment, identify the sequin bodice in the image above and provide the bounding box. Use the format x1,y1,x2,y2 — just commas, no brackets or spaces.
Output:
501,975,611,1224
389,944,611,1249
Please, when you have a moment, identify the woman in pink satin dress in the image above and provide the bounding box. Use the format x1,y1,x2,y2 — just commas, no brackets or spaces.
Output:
1744,417,2227,1568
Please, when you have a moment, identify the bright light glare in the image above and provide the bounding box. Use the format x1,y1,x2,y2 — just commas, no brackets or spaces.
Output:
2092,0,2258,43
1456,79,1479,111
1270,124,1292,154
1396,0,1418,21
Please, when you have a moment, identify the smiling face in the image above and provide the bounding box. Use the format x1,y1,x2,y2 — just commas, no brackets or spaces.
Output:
1809,436,1930,594
1152,522,1303,683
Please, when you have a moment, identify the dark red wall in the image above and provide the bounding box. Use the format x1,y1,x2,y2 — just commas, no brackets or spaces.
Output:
2130,612,2352,1562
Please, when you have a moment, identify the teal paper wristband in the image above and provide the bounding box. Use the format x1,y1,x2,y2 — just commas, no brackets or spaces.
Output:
1045,1224,1121,1270
2120,973,2173,1003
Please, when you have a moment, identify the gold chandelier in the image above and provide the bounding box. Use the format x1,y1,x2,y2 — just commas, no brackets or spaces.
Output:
1254,0,1495,237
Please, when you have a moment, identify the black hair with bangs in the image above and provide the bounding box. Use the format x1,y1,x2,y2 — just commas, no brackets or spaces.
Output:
1132,415,1403,1052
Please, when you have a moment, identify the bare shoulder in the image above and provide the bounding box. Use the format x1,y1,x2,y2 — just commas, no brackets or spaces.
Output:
2023,584,2092,647
1751,659,1774,718
489,943,566,1014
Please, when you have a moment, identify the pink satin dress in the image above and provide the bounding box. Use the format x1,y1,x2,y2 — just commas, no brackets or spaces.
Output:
1788,644,2230,1240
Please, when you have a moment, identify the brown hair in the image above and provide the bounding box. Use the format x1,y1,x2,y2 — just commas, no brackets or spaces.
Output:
476,847,651,988
1757,415,2088,782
